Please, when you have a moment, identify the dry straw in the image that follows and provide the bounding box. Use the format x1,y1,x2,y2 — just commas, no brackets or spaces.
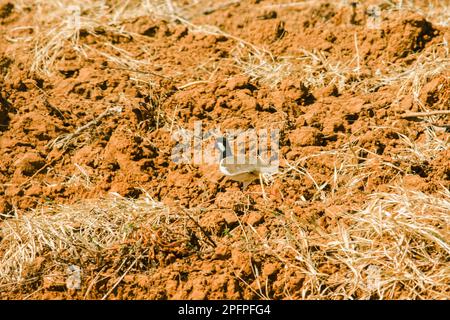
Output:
0,194,168,288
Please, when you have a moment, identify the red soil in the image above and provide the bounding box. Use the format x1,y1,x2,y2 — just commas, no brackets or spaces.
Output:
0,0,448,299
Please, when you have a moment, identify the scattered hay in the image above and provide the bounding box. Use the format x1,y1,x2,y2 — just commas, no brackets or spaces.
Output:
0,193,169,287
245,187,450,299
232,44,293,88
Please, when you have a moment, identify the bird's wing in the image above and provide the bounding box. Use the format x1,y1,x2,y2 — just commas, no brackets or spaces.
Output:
219,158,260,176
220,157,278,176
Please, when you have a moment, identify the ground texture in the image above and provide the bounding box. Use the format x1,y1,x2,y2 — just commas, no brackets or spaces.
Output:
0,0,449,299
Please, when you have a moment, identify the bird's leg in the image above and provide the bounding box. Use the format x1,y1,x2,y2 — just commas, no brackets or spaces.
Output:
259,173,268,201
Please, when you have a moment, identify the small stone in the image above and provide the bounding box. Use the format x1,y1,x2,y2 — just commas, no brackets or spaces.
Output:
314,84,339,97
14,152,45,177
262,262,281,278
231,249,252,277
213,245,231,260
226,75,251,91
222,211,238,226
246,212,264,226
24,184,42,197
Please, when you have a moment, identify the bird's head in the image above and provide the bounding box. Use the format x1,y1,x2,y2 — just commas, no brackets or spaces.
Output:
214,136,233,161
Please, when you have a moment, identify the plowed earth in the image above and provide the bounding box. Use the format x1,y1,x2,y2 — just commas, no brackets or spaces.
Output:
0,0,449,299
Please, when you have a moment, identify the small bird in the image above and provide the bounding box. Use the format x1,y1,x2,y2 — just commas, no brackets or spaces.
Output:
215,136,275,190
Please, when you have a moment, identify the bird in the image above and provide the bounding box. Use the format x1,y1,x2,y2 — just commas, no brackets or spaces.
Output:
215,136,275,190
